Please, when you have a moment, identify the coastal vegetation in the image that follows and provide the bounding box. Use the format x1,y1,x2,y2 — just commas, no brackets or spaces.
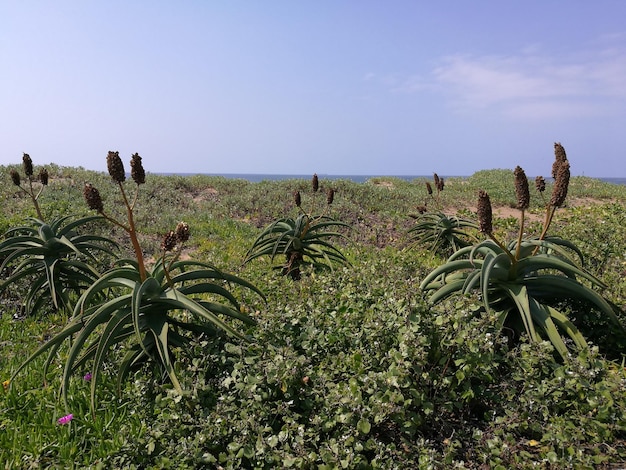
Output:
1,149,626,468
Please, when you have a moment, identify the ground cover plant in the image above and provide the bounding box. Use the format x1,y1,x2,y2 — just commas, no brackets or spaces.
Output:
1,152,626,468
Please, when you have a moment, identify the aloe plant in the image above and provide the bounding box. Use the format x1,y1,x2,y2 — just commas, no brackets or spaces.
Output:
11,152,264,410
408,211,478,256
421,146,624,359
244,178,350,279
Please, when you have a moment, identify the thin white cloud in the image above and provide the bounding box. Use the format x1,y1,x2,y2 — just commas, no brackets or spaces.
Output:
398,36,626,119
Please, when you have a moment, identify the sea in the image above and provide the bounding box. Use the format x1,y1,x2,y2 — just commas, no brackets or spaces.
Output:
164,173,626,186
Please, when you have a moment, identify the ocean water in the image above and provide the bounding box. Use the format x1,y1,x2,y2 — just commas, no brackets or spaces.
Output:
167,173,626,186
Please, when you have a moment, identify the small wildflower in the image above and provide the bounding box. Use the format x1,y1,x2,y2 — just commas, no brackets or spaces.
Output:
326,188,335,205
130,153,146,185
293,190,301,208
10,169,21,186
312,173,319,193
175,222,190,243
2,379,10,390
83,184,104,212
161,230,177,252
83,373,92,381
106,151,126,183
39,168,49,186
22,153,34,177
57,414,73,425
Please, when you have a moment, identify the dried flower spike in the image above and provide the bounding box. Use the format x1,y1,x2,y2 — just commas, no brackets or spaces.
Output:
513,166,530,210
175,221,190,243
535,176,546,193
10,169,21,186
425,182,433,195
550,160,570,207
433,173,440,190
38,168,49,186
106,151,126,183
22,153,34,177
161,230,177,252
552,142,567,179
130,153,146,185
437,177,445,192
326,188,335,205
293,190,302,207
83,183,104,212
477,190,493,234
312,174,319,193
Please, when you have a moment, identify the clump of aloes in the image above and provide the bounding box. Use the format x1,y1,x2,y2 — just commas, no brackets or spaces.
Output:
421,143,624,359
13,152,264,411
244,173,350,280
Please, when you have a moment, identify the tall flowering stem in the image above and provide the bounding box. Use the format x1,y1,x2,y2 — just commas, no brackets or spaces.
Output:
10,154,48,220
538,147,570,243
513,166,530,260
477,190,515,263
85,152,148,281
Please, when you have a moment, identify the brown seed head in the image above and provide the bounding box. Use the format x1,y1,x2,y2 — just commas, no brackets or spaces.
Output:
549,160,570,207
10,169,21,186
513,166,530,210
312,173,319,192
552,142,567,179
175,221,190,243
477,190,493,234
535,176,546,193
83,183,104,212
326,188,335,205
425,181,433,195
433,173,440,189
106,151,126,183
22,153,34,177
38,168,49,186
130,153,145,185
416,205,427,214
293,190,301,207
161,230,177,252
437,177,445,192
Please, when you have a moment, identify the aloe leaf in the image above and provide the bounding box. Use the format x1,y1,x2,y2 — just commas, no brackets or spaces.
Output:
528,297,570,359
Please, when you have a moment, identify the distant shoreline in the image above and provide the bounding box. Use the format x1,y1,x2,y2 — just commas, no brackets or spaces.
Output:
154,173,626,186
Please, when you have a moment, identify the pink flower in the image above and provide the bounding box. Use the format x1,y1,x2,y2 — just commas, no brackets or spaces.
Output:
83,373,92,381
57,414,73,425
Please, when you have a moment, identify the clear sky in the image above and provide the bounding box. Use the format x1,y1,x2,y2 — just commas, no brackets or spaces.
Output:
2,2,625,177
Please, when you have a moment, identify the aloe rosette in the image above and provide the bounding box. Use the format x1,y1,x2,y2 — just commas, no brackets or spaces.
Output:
420,236,622,359
244,213,351,279
12,257,264,409
0,215,116,313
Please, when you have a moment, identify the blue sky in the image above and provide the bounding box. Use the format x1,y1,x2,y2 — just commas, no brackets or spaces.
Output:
2,2,625,177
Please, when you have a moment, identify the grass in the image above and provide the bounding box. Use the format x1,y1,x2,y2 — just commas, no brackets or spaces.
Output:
1,165,626,468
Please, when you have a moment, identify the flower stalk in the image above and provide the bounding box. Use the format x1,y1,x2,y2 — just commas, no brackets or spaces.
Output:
84,152,148,281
